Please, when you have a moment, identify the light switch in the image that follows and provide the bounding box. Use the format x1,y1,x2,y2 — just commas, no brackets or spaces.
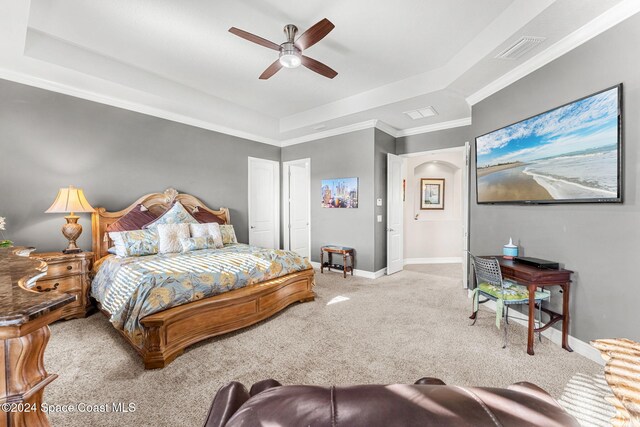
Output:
377,215,383,222
376,198,383,206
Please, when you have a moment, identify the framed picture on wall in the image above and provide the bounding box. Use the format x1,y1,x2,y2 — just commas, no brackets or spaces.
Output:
321,177,359,208
420,178,445,210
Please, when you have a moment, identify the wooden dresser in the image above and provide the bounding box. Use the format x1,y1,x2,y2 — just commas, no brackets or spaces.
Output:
0,247,75,427
30,252,94,319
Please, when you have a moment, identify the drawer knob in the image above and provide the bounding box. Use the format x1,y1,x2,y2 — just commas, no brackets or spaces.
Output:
66,265,73,270
36,283,59,292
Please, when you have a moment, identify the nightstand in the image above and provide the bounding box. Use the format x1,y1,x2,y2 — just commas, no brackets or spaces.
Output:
30,251,94,320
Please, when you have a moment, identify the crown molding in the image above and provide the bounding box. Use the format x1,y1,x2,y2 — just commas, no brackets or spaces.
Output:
400,145,465,158
0,66,282,147
373,120,399,138
280,120,381,147
466,0,640,106
279,117,474,147
395,117,472,138
2,64,472,147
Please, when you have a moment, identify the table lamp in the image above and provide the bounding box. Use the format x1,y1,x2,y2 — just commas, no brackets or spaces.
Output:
45,186,95,254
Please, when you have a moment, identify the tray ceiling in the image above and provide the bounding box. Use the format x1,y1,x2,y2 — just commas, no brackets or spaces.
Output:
0,0,633,145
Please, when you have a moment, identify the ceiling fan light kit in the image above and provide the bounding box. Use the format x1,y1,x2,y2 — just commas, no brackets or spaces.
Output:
229,19,337,79
279,45,302,68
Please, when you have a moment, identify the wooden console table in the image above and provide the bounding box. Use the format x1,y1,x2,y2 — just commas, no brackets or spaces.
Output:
474,256,573,356
0,247,75,427
320,245,354,278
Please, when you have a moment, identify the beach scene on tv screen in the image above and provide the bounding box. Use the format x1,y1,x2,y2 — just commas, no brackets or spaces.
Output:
476,87,619,203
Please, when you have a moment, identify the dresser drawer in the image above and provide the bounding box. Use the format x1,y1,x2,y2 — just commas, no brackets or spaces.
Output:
34,275,82,293
45,260,83,278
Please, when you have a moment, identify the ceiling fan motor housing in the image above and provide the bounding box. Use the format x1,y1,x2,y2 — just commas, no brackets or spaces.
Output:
283,24,298,42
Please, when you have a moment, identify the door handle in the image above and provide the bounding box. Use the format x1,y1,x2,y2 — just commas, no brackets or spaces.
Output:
250,226,255,229
388,228,395,232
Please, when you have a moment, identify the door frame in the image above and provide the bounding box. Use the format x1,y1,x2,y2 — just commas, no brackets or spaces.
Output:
282,158,311,255
398,144,471,288
248,156,280,249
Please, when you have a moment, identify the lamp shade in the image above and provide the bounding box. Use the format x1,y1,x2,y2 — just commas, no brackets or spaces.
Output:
45,186,95,214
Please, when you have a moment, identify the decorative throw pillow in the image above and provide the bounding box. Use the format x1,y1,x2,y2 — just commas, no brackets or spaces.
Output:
189,223,224,248
109,229,159,257
220,224,238,245
106,204,158,232
157,223,190,254
143,201,198,229
191,206,225,224
180,236,217,253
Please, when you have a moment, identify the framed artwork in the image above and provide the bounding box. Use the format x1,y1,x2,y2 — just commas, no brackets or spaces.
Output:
321,177,358,208
420,178,445,210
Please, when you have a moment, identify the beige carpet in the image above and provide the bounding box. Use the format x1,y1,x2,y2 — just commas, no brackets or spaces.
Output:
45,264,605,426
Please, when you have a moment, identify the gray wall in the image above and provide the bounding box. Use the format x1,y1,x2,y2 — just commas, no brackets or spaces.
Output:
282,129,377,271
373,129,396,271
470,14,640,342
0,79,280,252
396,126,471,155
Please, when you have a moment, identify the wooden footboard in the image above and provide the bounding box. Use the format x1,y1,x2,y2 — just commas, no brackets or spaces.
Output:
112,268,315,369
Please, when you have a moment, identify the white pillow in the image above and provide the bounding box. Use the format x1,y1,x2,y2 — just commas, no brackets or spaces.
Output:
189,223,223,248
157,223,190,254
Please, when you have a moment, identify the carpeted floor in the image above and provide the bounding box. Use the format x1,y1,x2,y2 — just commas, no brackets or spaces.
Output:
45,264,606,426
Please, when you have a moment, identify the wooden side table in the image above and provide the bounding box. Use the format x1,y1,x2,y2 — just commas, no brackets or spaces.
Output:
321,245,354,278
30,251,94,319
0,247,75,427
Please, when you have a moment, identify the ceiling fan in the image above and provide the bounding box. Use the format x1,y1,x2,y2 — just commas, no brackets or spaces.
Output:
229,18,338,80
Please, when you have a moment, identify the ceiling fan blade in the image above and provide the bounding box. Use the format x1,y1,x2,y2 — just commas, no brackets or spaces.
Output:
295,18,335,50
229,27,280,51
301,56,338,79
259,59,283,80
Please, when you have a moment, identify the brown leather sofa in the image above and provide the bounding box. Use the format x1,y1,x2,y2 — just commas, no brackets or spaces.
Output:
203,377,579,426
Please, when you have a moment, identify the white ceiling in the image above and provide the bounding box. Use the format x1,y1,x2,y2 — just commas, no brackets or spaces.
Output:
0,0,637,145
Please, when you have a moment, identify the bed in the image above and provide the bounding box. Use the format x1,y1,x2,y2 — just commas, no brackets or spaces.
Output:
91,188,315,369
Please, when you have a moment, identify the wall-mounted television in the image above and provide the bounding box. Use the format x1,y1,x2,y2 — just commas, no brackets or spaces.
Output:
475,84,622,204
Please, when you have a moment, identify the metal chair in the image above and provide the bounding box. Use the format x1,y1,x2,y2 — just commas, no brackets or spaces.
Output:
469,254,550,348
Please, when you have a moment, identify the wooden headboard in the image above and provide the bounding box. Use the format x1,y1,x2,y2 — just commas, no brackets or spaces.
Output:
91,188,230,260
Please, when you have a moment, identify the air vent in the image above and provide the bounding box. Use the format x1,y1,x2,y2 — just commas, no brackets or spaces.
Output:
495,36,546,60
404,106,438,120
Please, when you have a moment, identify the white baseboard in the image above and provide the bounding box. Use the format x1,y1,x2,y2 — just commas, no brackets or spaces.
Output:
404,257,462,265
310,262,386,279
467,291,604,366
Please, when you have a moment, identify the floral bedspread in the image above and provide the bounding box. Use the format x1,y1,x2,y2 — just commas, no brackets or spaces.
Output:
91,243,311,346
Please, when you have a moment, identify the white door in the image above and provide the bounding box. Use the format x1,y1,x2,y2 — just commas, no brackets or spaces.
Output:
248,157,279,249
462,141,471,288
285,160,311,257
387,153,404,275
